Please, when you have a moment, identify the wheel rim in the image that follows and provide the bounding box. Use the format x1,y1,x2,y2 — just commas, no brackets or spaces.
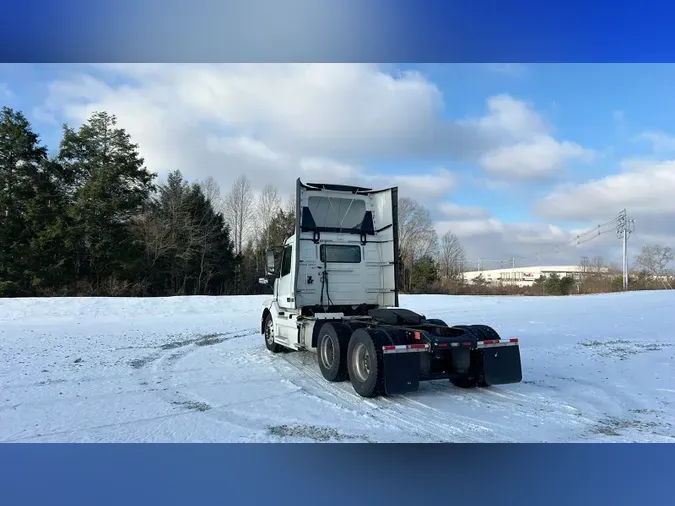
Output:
320,335,334,368
265,319,274,345
352,342,371,382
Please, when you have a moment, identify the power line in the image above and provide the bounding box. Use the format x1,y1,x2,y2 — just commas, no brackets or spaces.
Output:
472,211,635,274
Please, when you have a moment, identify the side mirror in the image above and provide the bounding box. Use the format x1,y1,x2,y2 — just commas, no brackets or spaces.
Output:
266,248,277,276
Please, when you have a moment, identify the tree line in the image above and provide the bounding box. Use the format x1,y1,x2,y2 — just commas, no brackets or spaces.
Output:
0,107,240,297
0,106,467,298
1,105,672,298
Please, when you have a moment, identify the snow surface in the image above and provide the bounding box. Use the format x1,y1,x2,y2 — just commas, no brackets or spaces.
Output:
1,292,674,443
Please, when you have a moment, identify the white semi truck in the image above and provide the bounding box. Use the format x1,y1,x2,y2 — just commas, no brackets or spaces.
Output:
259,179,522,398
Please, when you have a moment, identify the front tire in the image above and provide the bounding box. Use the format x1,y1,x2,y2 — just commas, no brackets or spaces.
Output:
264,314,282,353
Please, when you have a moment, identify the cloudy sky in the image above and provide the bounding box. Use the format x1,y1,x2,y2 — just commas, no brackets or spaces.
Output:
1,63,674,269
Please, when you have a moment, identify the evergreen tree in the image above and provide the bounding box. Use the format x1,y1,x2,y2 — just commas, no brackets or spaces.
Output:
58,111,155,290
544,273,561,295
0,107,69,295
411,255,438,292
183,180,238,295
558,275,576,295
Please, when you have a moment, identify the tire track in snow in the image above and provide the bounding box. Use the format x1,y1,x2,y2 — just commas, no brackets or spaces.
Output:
130,328,303,437
5,328,267,442
277,350,516,442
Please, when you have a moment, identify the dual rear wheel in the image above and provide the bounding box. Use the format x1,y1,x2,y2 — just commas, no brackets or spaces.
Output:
317,324,382,397
315,321,498,396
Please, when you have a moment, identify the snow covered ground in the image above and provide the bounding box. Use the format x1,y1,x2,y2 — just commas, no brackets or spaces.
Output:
1,291,674,443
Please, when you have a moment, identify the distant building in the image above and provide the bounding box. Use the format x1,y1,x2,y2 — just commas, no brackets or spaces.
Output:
462,265,610,288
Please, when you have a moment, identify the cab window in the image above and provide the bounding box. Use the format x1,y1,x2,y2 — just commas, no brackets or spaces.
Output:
320,244,361,263
281,245,292,276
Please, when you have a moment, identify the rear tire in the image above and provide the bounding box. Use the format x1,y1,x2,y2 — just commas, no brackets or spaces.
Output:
317,323,350,382
469,324,501,341
347,329,385,398
450,347,489,389
451,376,478,388
449,327,483,389
453,325,497,388
425,318,448,327
264,314,282,353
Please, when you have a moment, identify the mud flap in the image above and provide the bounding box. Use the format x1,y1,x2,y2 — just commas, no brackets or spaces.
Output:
481,344,523,386
382,352,421,395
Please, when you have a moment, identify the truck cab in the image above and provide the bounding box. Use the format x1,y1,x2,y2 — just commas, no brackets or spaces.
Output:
260,179,400,351
259,179,522,398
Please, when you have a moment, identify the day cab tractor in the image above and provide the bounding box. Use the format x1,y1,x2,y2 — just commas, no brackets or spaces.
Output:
258,179,522,398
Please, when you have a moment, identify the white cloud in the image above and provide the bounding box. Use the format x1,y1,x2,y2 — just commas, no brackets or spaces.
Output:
299,157,362,181
0,83,11,98
206,135,284,163
634,130,675,153
39,65,591,176
468,95,595,179
436,218,505,237
68,64,447,160
387,168,457,198
438,202,490,220
536,159,675,221
39,65,493,202
472,94,547,141
38,64,461,194
479,135,594,179
618,157,659,172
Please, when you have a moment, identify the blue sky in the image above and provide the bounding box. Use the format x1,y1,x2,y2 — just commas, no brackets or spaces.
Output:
1,63,673,267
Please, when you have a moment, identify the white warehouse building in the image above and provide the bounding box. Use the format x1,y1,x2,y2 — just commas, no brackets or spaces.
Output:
462,265,611,288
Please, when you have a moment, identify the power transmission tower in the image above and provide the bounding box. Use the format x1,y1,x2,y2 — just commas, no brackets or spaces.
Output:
616,209,635,290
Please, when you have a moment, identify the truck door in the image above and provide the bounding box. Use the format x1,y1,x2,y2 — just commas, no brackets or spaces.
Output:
277,243,295,309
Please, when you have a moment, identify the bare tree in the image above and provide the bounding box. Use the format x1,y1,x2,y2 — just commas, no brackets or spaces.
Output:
397,197,438,291
283,195,295,216
257,183,281,249
438,230,466,281
635,245,673,277
200,176,222,208
140,175,206,294
398,197,437,262
577,255,590,286
131,210,174,294
223,174,255,254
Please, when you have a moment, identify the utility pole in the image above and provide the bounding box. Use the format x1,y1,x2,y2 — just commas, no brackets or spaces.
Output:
622,226,628,290
616,209,635,291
